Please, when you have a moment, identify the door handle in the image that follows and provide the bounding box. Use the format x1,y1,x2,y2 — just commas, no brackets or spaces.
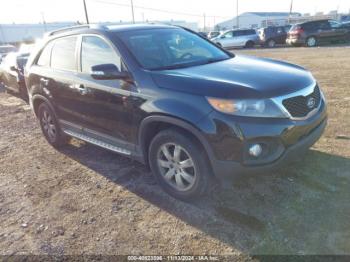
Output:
76,84,88,95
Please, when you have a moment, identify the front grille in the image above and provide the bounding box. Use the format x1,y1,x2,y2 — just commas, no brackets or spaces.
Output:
282,85,321,118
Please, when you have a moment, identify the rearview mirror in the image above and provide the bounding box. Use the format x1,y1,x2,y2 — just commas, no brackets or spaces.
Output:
90,64,130,80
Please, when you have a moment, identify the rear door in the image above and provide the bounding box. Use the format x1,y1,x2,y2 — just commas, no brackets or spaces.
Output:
230,30,245,47
46,36,82,124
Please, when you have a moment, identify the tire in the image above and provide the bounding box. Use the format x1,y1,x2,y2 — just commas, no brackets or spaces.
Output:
149,129,211,201
38,103,67,148
306,36,317,47
245,41,254,48
266,39,276,48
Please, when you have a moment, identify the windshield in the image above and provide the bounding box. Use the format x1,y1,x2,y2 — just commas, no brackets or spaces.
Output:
117,28,231,70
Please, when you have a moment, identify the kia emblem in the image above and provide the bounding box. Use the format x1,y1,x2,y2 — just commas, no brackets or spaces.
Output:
307,97,316,109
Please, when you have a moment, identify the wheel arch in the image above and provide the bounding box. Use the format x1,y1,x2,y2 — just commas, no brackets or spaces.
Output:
138,115,216,174
32,94,56,119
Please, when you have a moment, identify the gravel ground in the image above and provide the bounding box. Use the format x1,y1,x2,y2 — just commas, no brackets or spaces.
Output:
0,46,349,258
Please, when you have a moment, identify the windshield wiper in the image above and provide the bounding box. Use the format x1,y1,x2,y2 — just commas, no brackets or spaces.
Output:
151,57,230,71
151,62,198,71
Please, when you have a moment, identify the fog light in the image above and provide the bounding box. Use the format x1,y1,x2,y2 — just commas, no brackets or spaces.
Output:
249,144,262,157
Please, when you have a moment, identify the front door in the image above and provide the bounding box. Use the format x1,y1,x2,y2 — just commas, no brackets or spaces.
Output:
72,35,137,148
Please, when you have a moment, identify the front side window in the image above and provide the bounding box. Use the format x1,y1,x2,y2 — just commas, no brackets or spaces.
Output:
330,20,341,29
51,37,77,71
318,21,331,30
224,31,233,38
81,36,121,74
117,29,230,70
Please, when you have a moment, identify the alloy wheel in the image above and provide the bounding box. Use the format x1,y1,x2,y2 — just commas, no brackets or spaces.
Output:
41,110,57,142
307,37,316,47
157,143,196,192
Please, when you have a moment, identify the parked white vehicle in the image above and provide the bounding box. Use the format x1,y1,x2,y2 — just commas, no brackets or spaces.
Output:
211,29,260,48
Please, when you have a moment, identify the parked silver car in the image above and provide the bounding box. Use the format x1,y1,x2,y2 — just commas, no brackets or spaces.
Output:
211,29,260,48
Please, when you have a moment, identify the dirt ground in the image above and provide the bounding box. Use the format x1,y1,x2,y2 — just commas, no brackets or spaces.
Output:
0,46,349,258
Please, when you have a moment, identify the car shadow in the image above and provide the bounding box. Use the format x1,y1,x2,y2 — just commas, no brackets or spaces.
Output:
59,141,350,255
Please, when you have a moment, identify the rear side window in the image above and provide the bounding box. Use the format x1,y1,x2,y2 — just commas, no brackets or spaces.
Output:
51,37,77,71
318,21,331,30
81,36,121,74
37,41,54,67
303,22,316,30
246,30,256,35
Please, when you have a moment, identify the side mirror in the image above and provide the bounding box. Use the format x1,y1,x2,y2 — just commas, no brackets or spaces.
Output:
10,65,17,71
220,35,226,39
90,64,130,80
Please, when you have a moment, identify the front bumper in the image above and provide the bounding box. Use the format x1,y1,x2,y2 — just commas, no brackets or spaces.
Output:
211,117,327,180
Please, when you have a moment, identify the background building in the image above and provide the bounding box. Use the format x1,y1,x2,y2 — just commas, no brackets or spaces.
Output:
216,12,301,30
0,20,198,45
0,22,77,45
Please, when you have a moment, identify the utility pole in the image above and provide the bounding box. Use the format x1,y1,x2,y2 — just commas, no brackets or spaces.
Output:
288,0,294,24
83,0,89,24
130,0,135,23
41,12,47,32
236,0,239,28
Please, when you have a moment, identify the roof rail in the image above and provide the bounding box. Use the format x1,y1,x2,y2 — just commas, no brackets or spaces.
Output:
47,24,107,37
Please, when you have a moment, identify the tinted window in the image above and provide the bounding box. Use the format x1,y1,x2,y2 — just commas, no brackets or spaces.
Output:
303,22,317,30
276,27,285,34
37,41,54,67
246,30,256,35
81,36,121,74
51,37,77,71
232,31,242,37
318,21,331,30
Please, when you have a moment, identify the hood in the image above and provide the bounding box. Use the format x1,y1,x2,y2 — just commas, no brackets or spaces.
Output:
150,55,315,99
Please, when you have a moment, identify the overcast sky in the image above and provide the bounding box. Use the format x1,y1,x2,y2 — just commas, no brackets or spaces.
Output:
1,0,349,26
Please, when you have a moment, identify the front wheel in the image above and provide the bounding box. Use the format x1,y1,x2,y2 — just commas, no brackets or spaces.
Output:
149,129,211,201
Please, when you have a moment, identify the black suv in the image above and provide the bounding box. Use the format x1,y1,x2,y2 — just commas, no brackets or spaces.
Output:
25,24,327,200
258,25,291,47
287,19,348,47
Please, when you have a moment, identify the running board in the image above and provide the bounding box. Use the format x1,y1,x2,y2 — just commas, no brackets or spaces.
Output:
63,129,131,155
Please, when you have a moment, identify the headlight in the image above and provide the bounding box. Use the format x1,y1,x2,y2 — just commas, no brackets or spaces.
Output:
206,97,287,118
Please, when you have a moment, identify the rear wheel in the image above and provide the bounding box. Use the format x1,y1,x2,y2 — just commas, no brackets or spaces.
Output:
245,41,254,48
38,103,67,148
149,129,211,201
306,36,317,47
266,39,276,48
